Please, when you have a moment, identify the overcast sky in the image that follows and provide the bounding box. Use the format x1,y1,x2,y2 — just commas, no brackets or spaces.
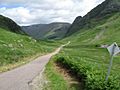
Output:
0,0,105,26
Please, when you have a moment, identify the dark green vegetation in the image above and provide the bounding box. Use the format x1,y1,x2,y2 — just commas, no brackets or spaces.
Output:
22,22,70,40
0,15,24,34
45,0,120,89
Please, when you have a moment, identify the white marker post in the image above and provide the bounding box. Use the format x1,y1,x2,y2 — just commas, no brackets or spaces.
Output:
106,42,120,81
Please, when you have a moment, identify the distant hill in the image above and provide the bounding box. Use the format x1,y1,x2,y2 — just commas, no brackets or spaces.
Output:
0,15,24,34
66,0,120,36
22,22,71,40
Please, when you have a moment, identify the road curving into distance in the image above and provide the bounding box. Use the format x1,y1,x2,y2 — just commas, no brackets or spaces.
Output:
0,41,70,90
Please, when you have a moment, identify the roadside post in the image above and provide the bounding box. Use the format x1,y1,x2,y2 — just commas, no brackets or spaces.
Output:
106,42,120,81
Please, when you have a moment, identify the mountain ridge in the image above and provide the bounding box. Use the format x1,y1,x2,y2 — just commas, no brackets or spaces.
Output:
22,22,71,40
0,15,24,34
66,0,120,36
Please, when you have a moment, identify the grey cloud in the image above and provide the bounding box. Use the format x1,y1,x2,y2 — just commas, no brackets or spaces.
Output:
0,0,105,25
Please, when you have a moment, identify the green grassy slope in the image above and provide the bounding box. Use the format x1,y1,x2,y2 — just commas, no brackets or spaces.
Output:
0,28,59,72
45,13,120,90
65,13,120,45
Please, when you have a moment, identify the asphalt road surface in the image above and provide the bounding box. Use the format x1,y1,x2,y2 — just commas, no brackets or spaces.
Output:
0,43,69,90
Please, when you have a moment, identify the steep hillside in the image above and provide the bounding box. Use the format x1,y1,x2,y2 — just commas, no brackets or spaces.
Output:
45,0,120,89
22,22,70,40
0,27,59,72
66,0,120,36
0,15,24,34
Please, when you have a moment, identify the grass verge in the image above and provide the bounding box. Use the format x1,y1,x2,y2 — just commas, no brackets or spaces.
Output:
44,55,83,90
44,56,68,90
